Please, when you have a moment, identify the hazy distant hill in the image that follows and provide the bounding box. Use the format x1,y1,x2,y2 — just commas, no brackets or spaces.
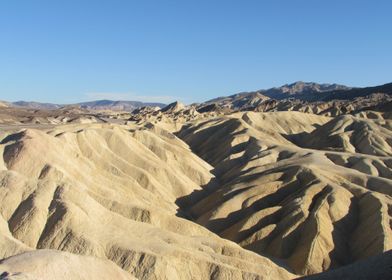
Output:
12,101,62,110
77,100,166,111
9,100,166,111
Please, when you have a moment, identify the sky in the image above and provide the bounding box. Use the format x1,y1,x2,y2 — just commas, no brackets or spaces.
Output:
0,0,391,104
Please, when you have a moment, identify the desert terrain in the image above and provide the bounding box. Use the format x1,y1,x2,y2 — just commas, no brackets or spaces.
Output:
0,82,391,279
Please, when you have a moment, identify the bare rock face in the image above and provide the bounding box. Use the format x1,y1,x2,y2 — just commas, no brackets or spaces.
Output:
299,250,392,280
178,111,392,275
161,101,186,113
0,250,135,280
128,102,220,130
297,115,392,156
0,122,293,279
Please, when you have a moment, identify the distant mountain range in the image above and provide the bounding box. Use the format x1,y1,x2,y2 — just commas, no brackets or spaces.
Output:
3,81,392,111
206,81,352,105
204,81,392,109
76,100,166,111
319,82,392,101
11,101,63,110
8,100,166,111
263,81,351,99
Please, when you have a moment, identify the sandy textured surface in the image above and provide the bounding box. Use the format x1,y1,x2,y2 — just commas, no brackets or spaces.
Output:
0,103,391,279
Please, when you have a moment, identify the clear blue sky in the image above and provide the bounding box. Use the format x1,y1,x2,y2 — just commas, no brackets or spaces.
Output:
1,0,391,104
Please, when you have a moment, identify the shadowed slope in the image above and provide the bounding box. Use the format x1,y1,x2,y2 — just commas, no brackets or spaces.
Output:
178,112,392,275
299,250,392,280
0,123,293,279
297,115,392,156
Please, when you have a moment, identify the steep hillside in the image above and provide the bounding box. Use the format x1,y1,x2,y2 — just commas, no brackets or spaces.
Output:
178,111,392,275
0,250,135,280
322,82,392,101
0,123,293,279
0,105,391,279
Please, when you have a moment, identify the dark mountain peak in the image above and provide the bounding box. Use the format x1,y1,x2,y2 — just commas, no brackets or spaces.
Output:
266,81,351,97
201,81,391,112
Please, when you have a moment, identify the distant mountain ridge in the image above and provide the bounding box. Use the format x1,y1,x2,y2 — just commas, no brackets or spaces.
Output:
206,81,352,104
9,100,166,111
12,101,62,110
5,81,392,111
263,81,351,99
77,100,166,111
204,81,392,109
320,82,392,101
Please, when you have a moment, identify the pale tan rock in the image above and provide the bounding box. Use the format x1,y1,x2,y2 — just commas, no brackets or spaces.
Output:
0,250,135,280
0,107,391,279
179,111,392,275
0,122,294,279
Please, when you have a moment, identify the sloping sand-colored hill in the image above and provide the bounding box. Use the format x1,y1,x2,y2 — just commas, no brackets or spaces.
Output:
0,122,293,279
178,111,392,275
0,103,391,279
0,250,135,280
